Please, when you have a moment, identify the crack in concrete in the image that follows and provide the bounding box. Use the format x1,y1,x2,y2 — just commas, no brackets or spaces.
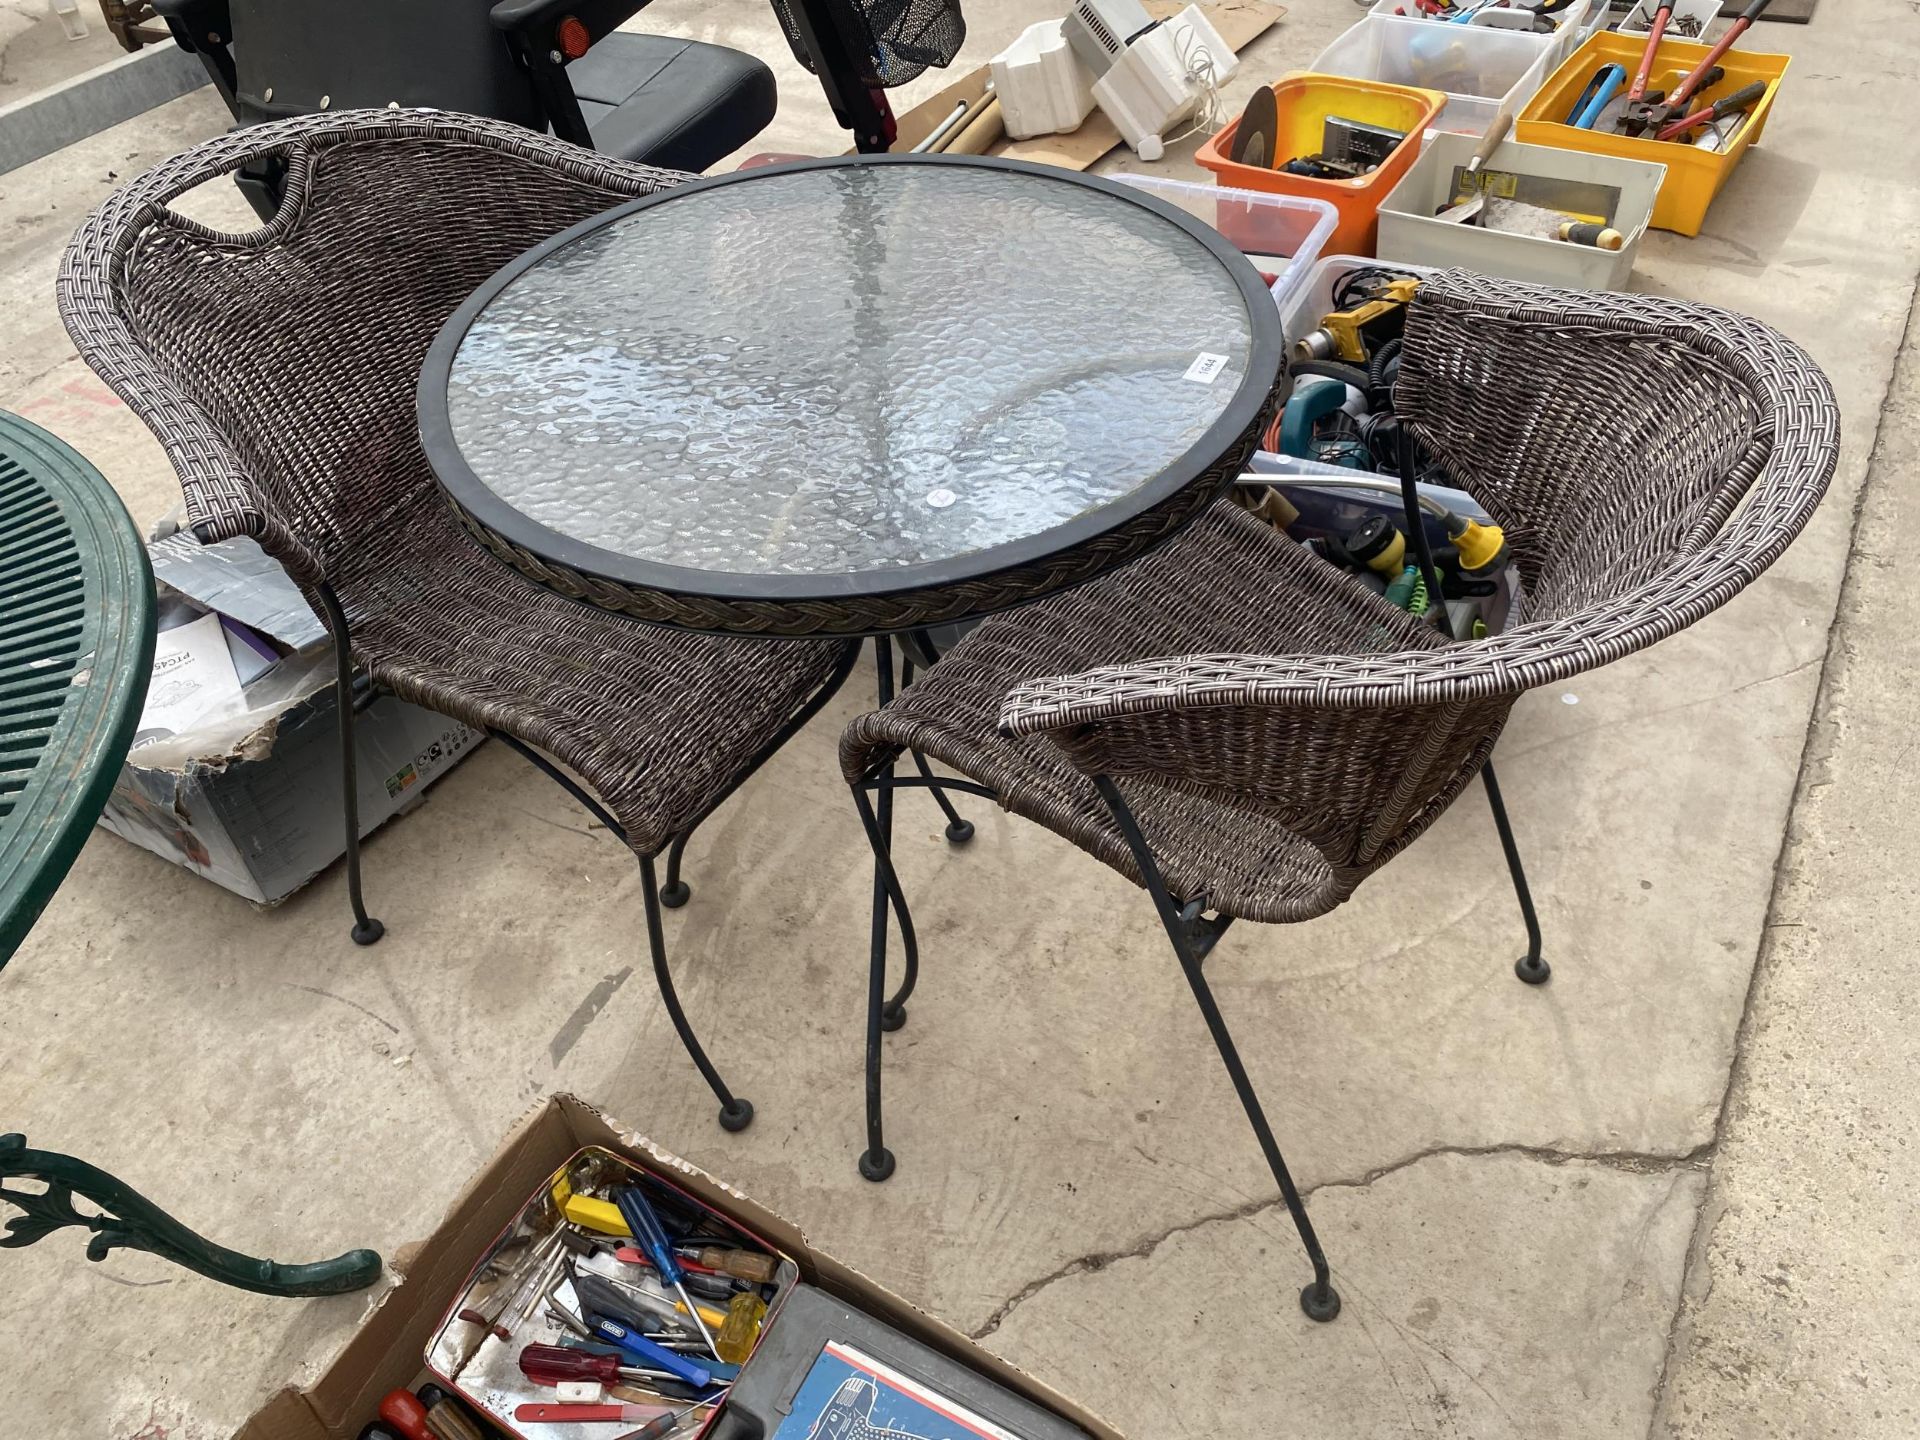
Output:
969,1141,1711,1342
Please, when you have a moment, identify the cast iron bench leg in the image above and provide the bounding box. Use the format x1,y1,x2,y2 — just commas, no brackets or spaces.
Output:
0,1134,382,1297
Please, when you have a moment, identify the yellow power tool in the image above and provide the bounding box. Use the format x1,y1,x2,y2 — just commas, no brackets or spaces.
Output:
1293,276,1422,364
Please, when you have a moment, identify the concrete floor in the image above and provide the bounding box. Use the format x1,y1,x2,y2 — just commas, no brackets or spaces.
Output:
1,1,1915,1436
0,1,128,94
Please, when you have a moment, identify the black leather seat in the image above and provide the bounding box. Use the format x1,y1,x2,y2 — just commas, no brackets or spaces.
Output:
156,0,775,176
568,32,776,169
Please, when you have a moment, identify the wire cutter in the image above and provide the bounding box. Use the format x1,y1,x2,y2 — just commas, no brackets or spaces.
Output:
1567,63,1627,128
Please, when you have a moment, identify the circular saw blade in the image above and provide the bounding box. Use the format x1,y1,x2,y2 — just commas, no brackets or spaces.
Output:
1228,86,1279,168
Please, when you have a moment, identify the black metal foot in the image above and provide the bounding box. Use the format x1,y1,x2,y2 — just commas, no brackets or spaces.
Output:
859,1147,896,1182
1299,1281,1342,1322
1515,954,1551,985
718,1099,754,1133
944,819,975,844
658,880,692,909
880,1001,907,1032
351,918,385,946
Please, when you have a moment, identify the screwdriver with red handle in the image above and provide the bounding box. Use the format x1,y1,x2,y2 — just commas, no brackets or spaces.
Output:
519,1343,659,1388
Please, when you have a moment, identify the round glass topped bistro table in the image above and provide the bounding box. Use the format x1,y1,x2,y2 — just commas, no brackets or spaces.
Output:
418,154,1283,641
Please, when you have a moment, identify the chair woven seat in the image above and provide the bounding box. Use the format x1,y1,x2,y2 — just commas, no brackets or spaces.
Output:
841,501,1451,924
57,112,869,1128
839,271,1840,1316
337,495,845,858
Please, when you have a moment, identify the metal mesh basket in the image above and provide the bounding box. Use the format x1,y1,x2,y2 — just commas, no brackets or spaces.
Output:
769,0,966,88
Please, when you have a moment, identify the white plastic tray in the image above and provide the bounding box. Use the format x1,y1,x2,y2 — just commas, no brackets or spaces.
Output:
1366,0,1594,69
1376,132,1665,289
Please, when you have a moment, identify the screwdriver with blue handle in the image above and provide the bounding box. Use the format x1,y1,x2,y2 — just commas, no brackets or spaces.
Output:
587,1316,717,1390
617,1186,722,1360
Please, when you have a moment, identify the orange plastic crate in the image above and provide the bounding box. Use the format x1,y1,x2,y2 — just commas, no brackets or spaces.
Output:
1196,72,1446,256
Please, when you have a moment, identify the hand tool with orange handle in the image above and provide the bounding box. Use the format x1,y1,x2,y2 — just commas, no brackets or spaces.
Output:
1666,0,1774,111
376,1392,433,1440
416,1385,492,1440
1625,0,1674,103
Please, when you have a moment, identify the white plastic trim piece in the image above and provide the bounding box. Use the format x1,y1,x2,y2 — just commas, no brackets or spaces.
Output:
990,20,1097,139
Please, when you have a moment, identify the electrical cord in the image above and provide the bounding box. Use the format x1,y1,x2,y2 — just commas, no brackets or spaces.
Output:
1162,23,1227,146
1331,266,1417,311
1366,336,1403,393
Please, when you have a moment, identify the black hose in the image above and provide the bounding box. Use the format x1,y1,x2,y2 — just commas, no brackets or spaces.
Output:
1290,359,1372,393
1397,425,1455,641
1367,336,1403,393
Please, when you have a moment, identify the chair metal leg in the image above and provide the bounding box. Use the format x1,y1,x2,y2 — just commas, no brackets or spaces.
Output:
0,1134,381,1297
870,639,921,1031
658,829,693,909
851,781,904,1181
1393,435,1549,986
653,640,861,910
1482,762,1548,985
314,584,383,947
899,652,973,845
910,747,975,844
639,853,753,1133
1093,776,1341,1323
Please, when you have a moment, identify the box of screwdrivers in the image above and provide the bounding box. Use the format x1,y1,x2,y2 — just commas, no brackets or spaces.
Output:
233,1094,1122,1440
420,1145,796,1438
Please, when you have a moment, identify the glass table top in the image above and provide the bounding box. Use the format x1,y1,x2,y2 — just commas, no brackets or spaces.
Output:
440,159,1264,582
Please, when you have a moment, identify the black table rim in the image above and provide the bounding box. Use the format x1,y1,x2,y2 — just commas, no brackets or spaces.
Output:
418,153,1282,618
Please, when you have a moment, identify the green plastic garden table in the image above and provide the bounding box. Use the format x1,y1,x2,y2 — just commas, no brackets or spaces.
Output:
0,410,380,1296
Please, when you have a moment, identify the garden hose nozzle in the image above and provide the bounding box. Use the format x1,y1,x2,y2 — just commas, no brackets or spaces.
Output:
1447,513,1509,577
1345,515,1407,577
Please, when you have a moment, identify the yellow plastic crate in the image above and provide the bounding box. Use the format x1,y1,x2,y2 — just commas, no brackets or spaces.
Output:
1516,32,1788,236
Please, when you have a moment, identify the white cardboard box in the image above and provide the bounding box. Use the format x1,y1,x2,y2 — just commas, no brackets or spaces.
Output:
99,533,482,904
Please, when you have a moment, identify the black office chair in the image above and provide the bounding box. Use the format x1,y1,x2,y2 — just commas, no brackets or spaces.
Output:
156,0,776,188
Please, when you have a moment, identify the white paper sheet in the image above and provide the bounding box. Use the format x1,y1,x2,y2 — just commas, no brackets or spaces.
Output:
134,611,247,750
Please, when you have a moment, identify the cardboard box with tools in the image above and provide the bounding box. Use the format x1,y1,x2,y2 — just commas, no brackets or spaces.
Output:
233,1094,1123,1440
99,530,482,904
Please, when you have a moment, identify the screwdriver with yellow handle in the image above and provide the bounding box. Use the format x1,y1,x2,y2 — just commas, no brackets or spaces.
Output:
556,1194,777,1284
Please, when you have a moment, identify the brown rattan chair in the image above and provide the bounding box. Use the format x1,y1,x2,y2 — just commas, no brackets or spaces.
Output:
840,273,1839,1320
57,109,862,1133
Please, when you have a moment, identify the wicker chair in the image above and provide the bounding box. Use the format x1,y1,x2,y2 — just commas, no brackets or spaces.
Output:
58,110,862,1133
841,274,1839,1320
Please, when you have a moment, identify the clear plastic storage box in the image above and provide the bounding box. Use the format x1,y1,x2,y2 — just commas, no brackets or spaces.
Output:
1279,252,1439,345
1366,0,1594,70
1114,174,1338,319
1311,15,1560,134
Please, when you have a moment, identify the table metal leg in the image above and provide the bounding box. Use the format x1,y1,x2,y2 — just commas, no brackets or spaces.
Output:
0,1133,382,1297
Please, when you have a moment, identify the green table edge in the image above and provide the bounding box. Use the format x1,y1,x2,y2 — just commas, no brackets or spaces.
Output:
0,410,154,965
